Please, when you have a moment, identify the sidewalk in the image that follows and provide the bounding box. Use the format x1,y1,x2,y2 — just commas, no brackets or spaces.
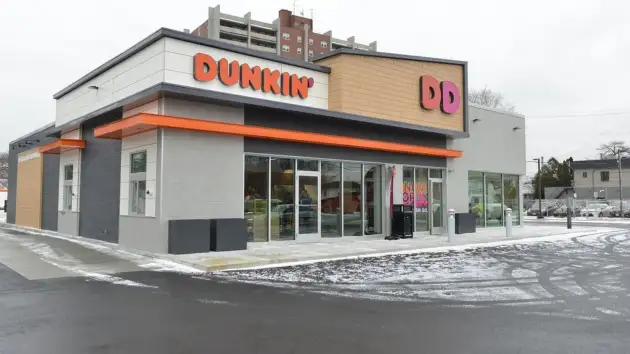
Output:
161,225,621,272
2,222,621,273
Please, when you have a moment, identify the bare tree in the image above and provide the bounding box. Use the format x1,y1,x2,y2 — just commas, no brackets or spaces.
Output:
468,86,515,112
0,152,7,188
597,141,630,159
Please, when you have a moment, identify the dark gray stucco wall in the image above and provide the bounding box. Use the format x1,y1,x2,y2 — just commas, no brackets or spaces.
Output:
7,124,59,224
244,107,447,168
79,110,122,243
41,154,60,231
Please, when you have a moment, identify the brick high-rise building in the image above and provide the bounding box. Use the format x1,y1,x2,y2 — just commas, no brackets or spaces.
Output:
189,5,377,62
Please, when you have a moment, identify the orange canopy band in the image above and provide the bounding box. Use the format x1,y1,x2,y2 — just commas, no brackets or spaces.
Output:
38,139,86,154
94,113,463,158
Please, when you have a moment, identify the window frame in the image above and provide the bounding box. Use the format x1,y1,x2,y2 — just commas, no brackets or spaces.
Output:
282,32,290,40
63,164,73,211
297,35,302,43
129,150,147,216
321,41,328,48
282,44,290,52
308,38,313,45
297,47,302,54
308,49,314,57
600,171,610,182
582,171,588,178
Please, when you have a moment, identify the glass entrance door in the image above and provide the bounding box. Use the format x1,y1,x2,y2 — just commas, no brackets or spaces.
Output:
429,180,444,234
295,172,320,242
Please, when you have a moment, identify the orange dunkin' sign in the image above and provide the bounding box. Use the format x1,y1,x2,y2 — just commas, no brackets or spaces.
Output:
193,53,315,99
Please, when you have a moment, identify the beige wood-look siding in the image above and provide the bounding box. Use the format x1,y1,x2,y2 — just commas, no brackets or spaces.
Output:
15,150,43,228
317,54,465,132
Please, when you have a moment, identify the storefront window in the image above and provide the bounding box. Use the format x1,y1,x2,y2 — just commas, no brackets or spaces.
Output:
321,161,341,237
503,175,520,225
414,168,429,232
468,171,484,227
364,164,382,235
297,159,319,171
485,173,503,227
343,162,362,236
244,156,269,242
429,169,443,179
402,167,414,208
270,158,295,241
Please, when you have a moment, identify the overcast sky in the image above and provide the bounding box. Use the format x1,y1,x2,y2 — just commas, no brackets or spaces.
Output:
2,0,629,175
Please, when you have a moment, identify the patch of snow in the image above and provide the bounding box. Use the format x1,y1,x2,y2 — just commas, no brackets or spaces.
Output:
0,225,206,276
596,307,624,316
196,299,236,306
22,241,157,289
521,311,600,321
139,259,204,274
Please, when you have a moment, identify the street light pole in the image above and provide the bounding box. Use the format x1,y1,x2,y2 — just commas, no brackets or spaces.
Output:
534,157,544,218
619,155,624,218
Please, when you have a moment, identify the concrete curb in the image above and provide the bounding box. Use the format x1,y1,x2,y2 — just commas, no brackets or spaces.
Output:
1,222,624,273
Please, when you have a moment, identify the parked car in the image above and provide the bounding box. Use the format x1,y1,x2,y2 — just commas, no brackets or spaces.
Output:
553,205,581,217
580,203,610,217
527,201,556,216
603,202,629,217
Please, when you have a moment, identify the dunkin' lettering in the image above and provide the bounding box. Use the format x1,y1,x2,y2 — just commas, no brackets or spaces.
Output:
419,75,460,114
193,53,314,99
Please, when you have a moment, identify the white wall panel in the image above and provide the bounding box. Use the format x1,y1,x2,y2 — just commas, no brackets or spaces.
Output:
163,38,329,109
119,121,158,217
55,39,167,127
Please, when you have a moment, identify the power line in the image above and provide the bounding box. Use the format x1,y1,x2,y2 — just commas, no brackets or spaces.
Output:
528,109,630,119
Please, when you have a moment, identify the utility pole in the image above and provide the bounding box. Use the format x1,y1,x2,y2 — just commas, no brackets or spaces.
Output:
534,157,544,218
619,154,624,218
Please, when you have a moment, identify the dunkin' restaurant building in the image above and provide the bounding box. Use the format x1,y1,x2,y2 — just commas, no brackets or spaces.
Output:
7,28,525,253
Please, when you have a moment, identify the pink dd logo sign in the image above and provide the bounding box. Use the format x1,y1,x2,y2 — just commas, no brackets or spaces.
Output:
419,75,460,114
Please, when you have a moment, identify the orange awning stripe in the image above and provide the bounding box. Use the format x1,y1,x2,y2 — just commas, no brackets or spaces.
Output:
38,139,86,154
94,113,463,158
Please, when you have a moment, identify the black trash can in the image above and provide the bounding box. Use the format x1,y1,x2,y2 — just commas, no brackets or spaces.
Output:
389,204,413,239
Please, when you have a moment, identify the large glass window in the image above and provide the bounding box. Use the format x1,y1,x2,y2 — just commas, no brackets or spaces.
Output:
468,171,484,227
503,175,520,225
402,167,414,207
414,168,429,232
244,156,269,242
364,165,382,235
485,173,503,227
129,151,147,215
343,163,362,236
270,158,295,241
321,161,341,237
468,172,521,228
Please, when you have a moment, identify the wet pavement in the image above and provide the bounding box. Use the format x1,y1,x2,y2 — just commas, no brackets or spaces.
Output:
1,226,630,353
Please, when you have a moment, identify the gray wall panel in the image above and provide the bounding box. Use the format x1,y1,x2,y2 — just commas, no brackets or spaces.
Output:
446,106,526,219
245,106,447,148
161,129,244,221
244,106,447,167
79,110,122,243
119,216,166,253
58,212,79,235
41,154,60,231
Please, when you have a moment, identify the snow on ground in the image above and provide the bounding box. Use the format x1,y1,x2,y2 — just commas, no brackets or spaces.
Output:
216,229,630,312
0,224,203,275
20,240,157,288
524,215,630,223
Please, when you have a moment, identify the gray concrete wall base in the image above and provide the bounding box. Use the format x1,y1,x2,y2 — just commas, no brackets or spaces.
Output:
119,216,167,253
57,212,79,236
